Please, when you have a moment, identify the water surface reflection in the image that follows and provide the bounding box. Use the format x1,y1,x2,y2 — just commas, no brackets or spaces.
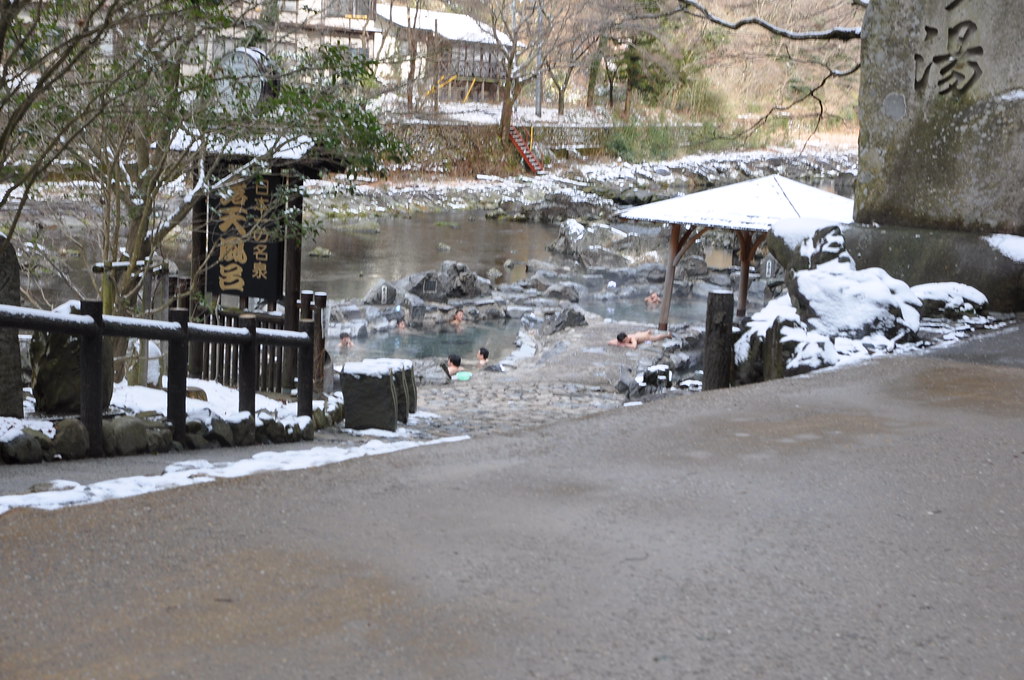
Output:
302,211,559,302
331,320,521,365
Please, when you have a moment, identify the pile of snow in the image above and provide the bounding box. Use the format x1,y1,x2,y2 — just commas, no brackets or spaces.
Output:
736,220,997,382
984,233,1024,263
108,378,297,426
911,282,989,318
791,259,922,339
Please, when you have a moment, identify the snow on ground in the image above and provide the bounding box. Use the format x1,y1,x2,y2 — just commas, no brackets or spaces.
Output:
1,377,464,515
376,97,615,128
0,435,467,515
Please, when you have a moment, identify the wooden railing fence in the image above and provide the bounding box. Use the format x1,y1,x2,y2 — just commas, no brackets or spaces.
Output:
167,276,326,396
0,299,316,458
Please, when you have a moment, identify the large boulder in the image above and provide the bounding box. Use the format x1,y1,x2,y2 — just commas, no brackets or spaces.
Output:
766,219,855,272
548,219,628,259
542,304,588,335
734,296,839,385
768,221,923,340
52,418,90,460
788,259,922,339
911,282,988,318
0,429,51,464
30,306,114,416
396,261,493,302
548,219,661,270
363,280,399,306
101,415,150,457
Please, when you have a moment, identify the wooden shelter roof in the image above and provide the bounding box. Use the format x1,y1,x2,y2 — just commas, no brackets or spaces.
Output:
619,174,854,230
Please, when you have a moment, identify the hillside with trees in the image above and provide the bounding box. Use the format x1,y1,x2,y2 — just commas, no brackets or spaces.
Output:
389,0,863,132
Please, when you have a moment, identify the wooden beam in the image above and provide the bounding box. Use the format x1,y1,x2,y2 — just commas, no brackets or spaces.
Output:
735,230,766,318
657,223,681,331
658,225,714,330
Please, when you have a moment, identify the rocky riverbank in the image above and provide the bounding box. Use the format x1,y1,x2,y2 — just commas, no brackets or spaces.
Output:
307,147,859,222
1,146,860,465
305,144,1012,441
314,147,862,378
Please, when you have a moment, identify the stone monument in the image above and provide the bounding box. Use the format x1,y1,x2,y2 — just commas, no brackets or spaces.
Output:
857,0,1024,235
0,238,22,417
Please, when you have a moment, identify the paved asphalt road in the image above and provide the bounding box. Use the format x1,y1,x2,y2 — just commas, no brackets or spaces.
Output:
1,323,1022,679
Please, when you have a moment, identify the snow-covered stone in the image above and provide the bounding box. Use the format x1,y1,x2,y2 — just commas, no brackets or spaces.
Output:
734,296,839,384
790,260,921,339
910,283,988,319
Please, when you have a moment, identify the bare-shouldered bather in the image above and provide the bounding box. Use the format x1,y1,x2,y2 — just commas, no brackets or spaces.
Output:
608,330,671,348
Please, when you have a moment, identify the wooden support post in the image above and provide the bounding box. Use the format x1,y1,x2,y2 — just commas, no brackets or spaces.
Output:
703,291,734,391
282,220,301,388
737,233,754,319
658,223,681,331
167,308,189,443
238,314,257,414
133,264,152,386
78,299,104,456
297,319,314,417
736,231,768,319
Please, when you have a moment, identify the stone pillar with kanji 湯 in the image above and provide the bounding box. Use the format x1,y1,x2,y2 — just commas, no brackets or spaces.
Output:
856,0,1024,236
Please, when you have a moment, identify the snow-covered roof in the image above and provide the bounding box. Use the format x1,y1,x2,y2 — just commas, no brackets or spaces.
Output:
171,128,314,160
376,4,511,46
619,174,854,232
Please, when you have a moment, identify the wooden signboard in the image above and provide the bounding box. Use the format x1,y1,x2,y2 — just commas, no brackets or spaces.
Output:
205,174,285,301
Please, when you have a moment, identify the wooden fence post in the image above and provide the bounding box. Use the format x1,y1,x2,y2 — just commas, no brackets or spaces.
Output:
703,290,734,391
238,314,257,414
299,290,312,328
78,299,104,456
167,308,188,443
297,319,314,417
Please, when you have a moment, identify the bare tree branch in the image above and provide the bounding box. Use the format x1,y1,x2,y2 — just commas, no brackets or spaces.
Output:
735,61,861,149
675,0,861,41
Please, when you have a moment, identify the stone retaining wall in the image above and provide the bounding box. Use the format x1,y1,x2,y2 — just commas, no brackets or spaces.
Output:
0,398,346,465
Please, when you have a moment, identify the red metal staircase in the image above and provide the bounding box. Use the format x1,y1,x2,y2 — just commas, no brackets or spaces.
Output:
508,125,544,174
